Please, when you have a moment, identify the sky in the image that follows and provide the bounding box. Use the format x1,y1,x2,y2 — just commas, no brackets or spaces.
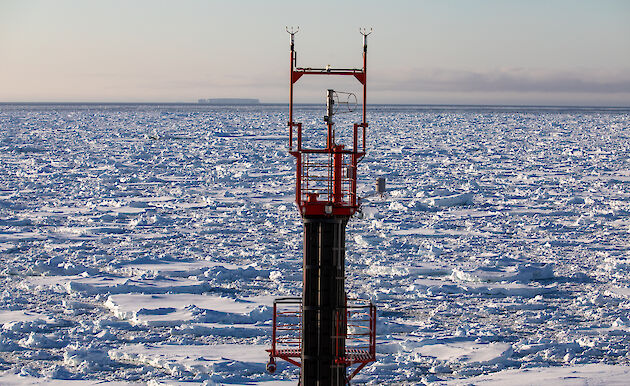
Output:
1,0,629,106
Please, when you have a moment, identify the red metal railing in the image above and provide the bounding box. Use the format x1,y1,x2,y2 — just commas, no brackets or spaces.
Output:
267,298,376,382
299,152,355,206
267,297,302,370
289,121,366,217
335,301,377,382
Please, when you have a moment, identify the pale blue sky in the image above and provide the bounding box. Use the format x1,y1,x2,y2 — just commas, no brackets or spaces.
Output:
1,0,629,105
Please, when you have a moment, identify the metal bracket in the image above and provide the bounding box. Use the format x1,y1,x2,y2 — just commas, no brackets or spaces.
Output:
359,27,373,36
360,27,372,51
287,26,299,53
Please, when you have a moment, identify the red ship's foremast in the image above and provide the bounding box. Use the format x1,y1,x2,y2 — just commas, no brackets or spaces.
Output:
267,27,376,385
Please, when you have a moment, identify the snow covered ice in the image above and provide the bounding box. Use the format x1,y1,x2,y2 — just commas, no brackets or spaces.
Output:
0,103,630,384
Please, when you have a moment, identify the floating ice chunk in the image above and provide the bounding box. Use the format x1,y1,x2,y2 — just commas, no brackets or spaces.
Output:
171,323,266,337
567,196,585,205
0,310,54,327
3,318,60,334
414,340,513,367
444,364,630,385
429,244,444,257
429,363,452,374
269,270,283,282
110,206,146,215
64,344,117,372
95,329,118,341
407,200,431,211
42,364,74,380
600,255,630,272
108,343,274,382
62,300,96,311
115,260,230,278
427,192,474,207
367,263,450,277
427,283,464,295
0,332,20,351
423,280,553,297
431,188,454,197
0,242,17,253
590,293,614,306
136,307,177,316
603,287,630,300
19,365,41,378
104,294,273,326
574,215,595,226
193,304,271,324
367,265,410,277
31,255,93,276
19,332,66,349
204,264,270,282
354,234,370,248
452,263,554,283
388,201,408,212
612,317,629,328
360,206,383,219
515,263,555,281
66,276,215,295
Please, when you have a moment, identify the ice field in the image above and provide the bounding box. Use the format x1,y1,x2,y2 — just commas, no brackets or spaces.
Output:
1,103,630,384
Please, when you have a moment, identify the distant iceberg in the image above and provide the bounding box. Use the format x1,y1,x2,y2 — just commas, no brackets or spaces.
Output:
198,98,260,105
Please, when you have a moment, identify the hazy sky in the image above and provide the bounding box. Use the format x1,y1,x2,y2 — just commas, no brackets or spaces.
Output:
1,0,629,105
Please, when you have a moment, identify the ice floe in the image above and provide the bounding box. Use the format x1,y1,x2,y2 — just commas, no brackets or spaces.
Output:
1,104,630,383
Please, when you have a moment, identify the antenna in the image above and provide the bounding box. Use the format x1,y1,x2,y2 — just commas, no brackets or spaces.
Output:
360,27,373,48
286,26,299,47
286,25,300,35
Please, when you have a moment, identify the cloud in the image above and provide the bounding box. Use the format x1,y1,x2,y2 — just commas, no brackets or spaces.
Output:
373,68,630,94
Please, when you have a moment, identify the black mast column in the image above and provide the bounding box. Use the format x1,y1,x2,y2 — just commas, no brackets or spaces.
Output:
301,216,348,386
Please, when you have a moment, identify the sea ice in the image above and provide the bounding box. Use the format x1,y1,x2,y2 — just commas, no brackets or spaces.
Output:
1,104,629,383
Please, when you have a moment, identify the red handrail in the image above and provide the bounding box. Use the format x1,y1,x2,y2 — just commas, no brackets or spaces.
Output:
268,297,376,382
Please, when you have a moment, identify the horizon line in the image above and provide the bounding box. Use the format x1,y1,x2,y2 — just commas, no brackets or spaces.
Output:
1,101,629,109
